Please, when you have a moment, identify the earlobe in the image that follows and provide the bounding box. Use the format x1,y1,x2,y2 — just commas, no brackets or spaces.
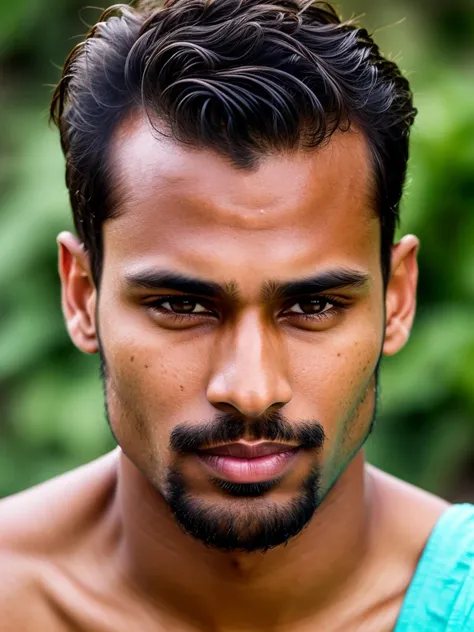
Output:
383,235,419,357
57,231,99,354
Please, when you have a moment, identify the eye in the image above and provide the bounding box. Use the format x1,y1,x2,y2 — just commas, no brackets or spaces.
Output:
284,298,335,315
159,298,212,315
144,295,218,329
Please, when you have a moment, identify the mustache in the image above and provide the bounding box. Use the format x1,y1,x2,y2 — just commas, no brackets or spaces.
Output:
169,410,326,453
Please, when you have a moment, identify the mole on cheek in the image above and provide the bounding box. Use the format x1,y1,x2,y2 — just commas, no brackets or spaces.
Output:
130,355,135,363
179,385,185,392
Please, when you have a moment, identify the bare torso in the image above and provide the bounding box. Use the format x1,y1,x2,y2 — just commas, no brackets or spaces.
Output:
0,450,449,632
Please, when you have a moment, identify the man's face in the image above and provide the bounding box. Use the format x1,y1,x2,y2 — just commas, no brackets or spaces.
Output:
64,117,408,551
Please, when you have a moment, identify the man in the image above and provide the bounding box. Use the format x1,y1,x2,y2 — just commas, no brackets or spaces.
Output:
1,0,473,629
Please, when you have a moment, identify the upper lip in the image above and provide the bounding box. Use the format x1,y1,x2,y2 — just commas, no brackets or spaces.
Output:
198,442,298,459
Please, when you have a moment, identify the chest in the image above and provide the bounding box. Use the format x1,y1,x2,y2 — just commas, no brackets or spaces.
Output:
34,592,403,632
35,559,408,632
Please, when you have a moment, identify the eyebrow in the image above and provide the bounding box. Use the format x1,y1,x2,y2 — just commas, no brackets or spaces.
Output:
124,271,239,300
124,268,370,301
262,269,371,301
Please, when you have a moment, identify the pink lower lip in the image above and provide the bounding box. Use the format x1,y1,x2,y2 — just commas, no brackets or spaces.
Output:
196,448,300,483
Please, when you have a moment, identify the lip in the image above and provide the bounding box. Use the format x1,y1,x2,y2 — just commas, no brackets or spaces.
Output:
200,441,297,459
196,442,301,483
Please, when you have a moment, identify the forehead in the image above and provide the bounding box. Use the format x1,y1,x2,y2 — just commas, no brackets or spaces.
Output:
105,116,380,285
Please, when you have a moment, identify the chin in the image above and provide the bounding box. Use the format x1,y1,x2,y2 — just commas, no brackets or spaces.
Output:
164,467,321,552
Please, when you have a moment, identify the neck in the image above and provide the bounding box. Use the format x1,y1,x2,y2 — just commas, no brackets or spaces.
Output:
115,449,374,630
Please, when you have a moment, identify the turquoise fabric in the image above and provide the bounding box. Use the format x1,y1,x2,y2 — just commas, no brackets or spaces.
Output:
394,503,474,631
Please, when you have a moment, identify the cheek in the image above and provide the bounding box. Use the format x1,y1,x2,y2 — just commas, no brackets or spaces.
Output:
288,315,382,432
98,300,212,448
287,321,381,490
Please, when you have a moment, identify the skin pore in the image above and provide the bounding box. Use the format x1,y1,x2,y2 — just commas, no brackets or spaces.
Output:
49,114,448,631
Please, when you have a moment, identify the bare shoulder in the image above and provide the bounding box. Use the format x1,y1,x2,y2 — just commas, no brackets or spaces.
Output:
0,549,58,631
351,466,452,632
0,449,118,554
0,450,119,630
367,464,450,556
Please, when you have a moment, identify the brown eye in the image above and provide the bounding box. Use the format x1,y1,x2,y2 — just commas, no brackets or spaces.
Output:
162,298,209,314
286,298,332,315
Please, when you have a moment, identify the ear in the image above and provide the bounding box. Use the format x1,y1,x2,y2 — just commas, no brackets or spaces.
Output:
383,234,419,357
57,231,98,354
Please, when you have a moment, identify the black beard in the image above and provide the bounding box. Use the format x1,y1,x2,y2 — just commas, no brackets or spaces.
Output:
165,465,321,553
163,410,325,552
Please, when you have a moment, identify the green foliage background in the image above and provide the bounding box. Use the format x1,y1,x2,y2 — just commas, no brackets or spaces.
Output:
1,0,473,499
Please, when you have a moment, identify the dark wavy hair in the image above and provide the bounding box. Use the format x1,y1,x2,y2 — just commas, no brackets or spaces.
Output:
51,0,416,286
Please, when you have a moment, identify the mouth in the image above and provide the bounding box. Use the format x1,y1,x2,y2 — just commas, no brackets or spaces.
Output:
195,441,301,484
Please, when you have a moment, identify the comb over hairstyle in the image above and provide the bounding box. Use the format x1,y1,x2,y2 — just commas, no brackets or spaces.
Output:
51,0,416,284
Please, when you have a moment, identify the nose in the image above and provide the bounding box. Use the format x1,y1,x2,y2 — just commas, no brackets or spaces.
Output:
206,310,292,418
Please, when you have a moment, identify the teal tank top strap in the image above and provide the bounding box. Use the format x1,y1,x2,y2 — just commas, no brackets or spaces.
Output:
394,503,474,631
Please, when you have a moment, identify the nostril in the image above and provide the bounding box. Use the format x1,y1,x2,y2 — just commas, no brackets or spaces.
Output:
210,402,241,415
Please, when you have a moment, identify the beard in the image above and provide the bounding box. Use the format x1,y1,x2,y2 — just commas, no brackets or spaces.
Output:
165,464,321,552
163,412,325,552
98,339,381,553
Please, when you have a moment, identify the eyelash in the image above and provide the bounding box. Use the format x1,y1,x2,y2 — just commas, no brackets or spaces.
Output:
146,297,217,324
145,295,348,324
281,296,347,324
